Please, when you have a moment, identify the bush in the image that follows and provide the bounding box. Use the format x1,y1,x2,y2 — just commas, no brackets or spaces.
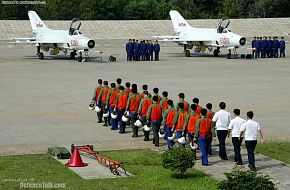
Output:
161,148,195,178
217,166,277,190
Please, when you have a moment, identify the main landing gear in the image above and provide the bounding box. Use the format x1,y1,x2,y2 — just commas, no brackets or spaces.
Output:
36,46,44,60
213,47,220,57
185,50,191,57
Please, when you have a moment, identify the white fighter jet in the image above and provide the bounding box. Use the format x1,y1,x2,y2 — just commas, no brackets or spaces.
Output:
12,11,99,62
154,10,246,57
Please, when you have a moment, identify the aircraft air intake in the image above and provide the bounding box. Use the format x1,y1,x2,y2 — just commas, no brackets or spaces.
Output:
88,40,95,49
239,37,246,46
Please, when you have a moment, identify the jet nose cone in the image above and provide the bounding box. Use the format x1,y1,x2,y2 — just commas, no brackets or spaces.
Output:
88,40,95,49
239,37,246,46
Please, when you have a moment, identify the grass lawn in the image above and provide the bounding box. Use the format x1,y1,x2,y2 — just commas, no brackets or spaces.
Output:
0,149,218,190
255,141,290,164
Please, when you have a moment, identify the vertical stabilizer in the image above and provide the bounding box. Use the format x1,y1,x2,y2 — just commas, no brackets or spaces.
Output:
169,10,192,33
28,11,48,32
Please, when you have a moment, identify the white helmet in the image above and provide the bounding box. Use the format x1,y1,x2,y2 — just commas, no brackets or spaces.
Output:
167,133,176,141
158,131,165,138
143,124,151,132
111,112,118,119
177,137,187,145
122,115,129,122
190,142,199,151
94,106,101,113
103,111,109,118
134,119,142,127
89,101,95,110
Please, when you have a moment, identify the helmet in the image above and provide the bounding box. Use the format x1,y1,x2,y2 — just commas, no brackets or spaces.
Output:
190,142,198,151
158,131,165,138
177,137,187,145
94,106,101,113
111,112,117,119
134,119,142,127
167,133,176,141
89,101,95,110
143,124,151,132
122,115,129,122
103,111,109,118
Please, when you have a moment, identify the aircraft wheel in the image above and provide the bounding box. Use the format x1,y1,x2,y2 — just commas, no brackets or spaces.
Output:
185,50,190,57
214,49,219,57
70,52,76,59
77,56,82,62
39,52,44,60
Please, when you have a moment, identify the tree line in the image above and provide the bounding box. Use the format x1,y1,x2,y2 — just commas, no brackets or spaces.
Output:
1,0,289,20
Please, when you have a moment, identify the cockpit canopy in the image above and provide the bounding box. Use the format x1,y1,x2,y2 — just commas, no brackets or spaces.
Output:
217,17,230,34
69,18,82,35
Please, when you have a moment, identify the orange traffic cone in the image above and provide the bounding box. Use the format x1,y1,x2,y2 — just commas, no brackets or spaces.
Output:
65,147,88,167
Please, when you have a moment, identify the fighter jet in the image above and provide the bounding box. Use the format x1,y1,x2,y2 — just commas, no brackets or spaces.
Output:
12,11,98,62
154,10,246,57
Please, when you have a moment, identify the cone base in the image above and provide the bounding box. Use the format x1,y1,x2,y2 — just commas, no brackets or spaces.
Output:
65,163,88,167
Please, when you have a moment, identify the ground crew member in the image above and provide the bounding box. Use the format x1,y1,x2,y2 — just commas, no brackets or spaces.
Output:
148,40,154,61
97,81,110,126
137,91,153,141
256,37,262,58
212,102,231,160
172,102,188,148
280,37,286,57
106,83,118,129
126,88,141,137
160,91,169,112
176,93,190,112
116,78,122,91
135,40,140,61
183,104,200,158
192,98,202,115
125,82,132,95
92,79,102,123
114,86,128,133
252,37,256,58
268,37,273,58
194,108,216,166
274,37,280,58
145,40,150,61
132,39,136,61
146,96,163,146
140,41,146,61
141,85,152,98
162,100,176,149
206,103,215,155
227,109,245,165
126,39,132,61
152,87,162,103
154,40,160,61
240,111,265,171
262,36,268,58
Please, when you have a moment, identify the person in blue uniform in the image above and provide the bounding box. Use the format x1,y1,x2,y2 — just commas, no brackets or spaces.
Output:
135,40,140,61
252,37,256,58
148,40,154,61
255,37,261,58
140,40,146,61
273,37,280,58
132,39,136,61
262,36,268,58
279,37,286,58
267,37,273,58
154,40,160,61
145,40,150,61
126,39,132,61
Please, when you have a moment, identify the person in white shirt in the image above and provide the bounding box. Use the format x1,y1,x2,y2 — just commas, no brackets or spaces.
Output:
240,111,264,171
212,102,231,160
228,109,245,165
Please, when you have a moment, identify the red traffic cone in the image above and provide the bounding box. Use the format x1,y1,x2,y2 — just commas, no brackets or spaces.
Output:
65,147,88,167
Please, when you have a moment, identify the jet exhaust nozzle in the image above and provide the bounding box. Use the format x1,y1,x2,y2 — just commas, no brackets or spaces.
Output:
239,37,246,46
88,40,95,49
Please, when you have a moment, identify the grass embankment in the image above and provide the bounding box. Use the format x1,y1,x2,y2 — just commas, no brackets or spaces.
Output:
0,149,217,190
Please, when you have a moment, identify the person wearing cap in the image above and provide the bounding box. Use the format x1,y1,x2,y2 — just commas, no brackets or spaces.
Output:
141,85,152,98
125,82,132,96
206,103,215,155
106,83,118,130
183,104,200,158
136,40,141,61
160,91,169,112
172,102,188,148
273,37,280,58
97,81,110,126
192,98,202,115
137,91,153,141
92,79,103,123
114,86,128,133
194,108,216,166
152,87,162,104
240,111,265,171
252,37,257,58
212,102,231,160
116,78,122,91
154,40,160,61
148,40,154,61
146,96,163,146
140,40,146,61
228,109,245,165
267,37,274,58
176,93,190,113
279,37,286,58
126,88,141,137
126,39,133,61
162,100,176,149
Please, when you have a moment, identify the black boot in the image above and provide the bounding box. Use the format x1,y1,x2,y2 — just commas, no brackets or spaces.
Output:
103,117,108,126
